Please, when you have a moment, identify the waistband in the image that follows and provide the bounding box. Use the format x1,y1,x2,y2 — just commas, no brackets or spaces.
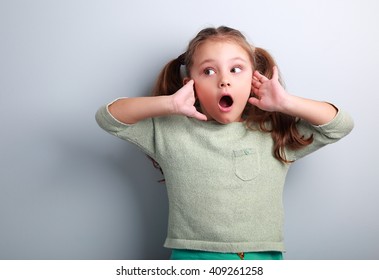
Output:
170,249,283,260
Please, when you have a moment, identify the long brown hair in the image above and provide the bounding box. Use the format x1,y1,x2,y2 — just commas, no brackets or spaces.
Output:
152,26,313,163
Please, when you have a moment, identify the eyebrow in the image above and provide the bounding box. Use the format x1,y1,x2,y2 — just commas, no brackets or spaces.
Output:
198,57,248,66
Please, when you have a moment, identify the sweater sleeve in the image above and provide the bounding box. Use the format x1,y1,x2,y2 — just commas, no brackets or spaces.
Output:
286,108,354,161
95,100,157,159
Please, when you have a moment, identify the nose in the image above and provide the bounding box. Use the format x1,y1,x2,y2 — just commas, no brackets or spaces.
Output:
220,81,231,87
219,75,231,88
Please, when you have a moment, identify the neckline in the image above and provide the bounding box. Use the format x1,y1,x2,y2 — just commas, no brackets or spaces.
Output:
189,117,248,130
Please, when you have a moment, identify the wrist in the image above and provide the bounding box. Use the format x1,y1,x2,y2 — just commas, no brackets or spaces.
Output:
275,94,338,125
168,94,180,115
276,91,295,114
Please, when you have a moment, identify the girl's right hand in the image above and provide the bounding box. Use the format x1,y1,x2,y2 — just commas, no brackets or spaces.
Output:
171,80,207,121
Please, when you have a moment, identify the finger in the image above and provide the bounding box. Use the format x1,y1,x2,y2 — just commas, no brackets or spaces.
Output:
253,70,262,80
252,79,261,88
251,86,261,96
272,66,279,81
254,70,268,82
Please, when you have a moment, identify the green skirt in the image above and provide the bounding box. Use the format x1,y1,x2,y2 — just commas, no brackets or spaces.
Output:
170,249,283,260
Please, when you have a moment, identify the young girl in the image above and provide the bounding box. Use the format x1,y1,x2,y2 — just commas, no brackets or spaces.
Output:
96,26,353,260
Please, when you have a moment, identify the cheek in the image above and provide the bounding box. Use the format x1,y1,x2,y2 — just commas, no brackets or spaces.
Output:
194,85,215,110
193,82,208,98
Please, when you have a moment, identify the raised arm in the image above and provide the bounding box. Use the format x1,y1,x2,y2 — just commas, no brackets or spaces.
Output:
249,66,337,126
108,80,207,124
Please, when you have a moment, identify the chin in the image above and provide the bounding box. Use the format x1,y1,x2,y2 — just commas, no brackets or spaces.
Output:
215,116,240,124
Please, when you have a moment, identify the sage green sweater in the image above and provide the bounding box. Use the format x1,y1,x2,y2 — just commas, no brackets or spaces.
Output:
96,102,353,253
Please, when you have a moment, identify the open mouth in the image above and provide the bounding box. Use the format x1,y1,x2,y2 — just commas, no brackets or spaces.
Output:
219,95,234,109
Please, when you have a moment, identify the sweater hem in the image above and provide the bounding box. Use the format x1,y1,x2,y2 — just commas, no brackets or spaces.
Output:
164,238,285,253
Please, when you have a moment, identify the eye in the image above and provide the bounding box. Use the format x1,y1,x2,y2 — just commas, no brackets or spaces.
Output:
204,68,216,76
231,67,242,73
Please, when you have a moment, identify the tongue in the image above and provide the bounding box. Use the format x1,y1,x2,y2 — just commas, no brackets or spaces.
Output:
220,96,233,108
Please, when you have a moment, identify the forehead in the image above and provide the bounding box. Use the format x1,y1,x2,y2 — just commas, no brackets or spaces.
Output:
193,39,251,64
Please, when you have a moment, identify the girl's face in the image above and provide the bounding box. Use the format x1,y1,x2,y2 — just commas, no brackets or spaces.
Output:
189,40,253,124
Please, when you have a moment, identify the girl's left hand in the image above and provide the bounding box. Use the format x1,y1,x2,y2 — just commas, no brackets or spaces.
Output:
248,66,289,112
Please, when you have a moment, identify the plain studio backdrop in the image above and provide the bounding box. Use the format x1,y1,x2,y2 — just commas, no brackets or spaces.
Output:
0,0,378,260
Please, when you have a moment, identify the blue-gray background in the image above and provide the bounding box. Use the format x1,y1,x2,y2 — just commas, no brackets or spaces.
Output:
1,0,378,260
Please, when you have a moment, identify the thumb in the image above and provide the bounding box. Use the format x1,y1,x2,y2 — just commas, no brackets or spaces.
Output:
192,111,208,121
248,97,260,107
183,79,194,87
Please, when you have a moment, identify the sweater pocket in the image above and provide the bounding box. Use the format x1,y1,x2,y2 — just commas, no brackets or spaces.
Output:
233,148,260,181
